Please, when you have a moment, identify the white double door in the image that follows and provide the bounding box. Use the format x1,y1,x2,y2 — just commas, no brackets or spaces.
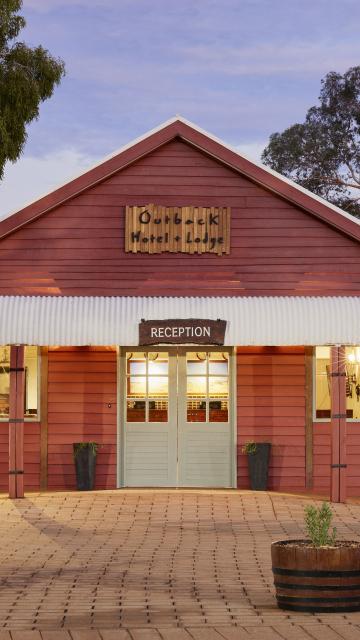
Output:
122,348,233,487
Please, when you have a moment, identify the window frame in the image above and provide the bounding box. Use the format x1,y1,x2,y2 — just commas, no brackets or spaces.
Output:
313,347,360,423
0,346,41,422
125,350,170,424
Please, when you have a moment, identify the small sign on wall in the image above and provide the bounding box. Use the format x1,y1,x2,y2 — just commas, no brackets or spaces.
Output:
139,319,227,345
125,204,230,255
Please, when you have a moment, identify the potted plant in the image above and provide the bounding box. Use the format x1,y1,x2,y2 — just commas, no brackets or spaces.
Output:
242,441,271,490
272,502,360,612
73,442,98,490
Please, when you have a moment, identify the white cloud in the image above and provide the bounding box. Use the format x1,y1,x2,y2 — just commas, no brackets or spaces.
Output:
25,0,117,10
180,40,360,75
0,149,99,220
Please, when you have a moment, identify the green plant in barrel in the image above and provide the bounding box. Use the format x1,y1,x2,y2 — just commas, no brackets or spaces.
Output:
304,502,337,547
271,501,360,613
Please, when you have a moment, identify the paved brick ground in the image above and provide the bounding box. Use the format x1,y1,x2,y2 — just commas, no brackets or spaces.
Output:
1,490,360,639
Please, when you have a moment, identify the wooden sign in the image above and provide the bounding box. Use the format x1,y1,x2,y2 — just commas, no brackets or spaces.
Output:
139,319,227,345
125,204,230,255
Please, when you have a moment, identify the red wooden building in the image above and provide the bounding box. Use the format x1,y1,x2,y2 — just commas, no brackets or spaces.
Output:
1,117,360,501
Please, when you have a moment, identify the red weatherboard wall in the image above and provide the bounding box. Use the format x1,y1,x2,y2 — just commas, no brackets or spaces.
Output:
47,347,117,490
237,347,306,492
1,139,360,296
0,423,40,492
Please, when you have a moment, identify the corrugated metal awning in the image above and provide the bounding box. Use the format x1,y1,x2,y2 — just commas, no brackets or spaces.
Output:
0,295,360,346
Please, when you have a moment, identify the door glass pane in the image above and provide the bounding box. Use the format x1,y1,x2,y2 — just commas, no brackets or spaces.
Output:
187,353,206,375
149,400,168,422
187,376,206,395
209,400,228,422
127,376,146,397
209,352,228,375
127,400,146,422
187,399,206,422
148,353,168,375
126,352,169,423
148,376,168,396
127,352,146,375
209,376,228,397
186,351,229,423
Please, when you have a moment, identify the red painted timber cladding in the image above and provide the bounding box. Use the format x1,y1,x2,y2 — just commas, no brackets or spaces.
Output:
237,347,306,492
1,139,360,296
47,347,117,490
0,422,40,493
313,422,360,497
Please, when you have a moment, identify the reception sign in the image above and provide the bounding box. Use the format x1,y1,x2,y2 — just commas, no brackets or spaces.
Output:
125,204,230,255
139,319,227,345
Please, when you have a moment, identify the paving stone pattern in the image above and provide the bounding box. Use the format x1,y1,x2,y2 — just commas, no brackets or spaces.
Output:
1,490,360,638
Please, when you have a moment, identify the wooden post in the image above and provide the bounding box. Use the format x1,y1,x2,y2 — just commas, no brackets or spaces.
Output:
305,347,314,490
8,345,25,499
40,347,48,491
338,346,347,503
330,346,347,503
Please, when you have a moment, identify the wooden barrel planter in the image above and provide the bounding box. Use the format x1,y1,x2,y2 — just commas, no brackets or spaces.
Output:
272,539,360,612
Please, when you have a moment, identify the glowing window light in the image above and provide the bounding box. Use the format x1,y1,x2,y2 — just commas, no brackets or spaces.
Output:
347,347,360,364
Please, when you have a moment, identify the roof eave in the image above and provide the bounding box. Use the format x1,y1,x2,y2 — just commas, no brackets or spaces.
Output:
1,115,359,243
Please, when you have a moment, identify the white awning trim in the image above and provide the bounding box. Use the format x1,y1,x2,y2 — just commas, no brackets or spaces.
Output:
0,295,360,346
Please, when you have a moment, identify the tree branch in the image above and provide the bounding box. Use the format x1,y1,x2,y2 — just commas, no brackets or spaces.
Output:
308,174,360,189
345,162,360,185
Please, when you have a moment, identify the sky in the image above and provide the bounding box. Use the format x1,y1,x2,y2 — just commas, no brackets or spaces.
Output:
1,0,360,218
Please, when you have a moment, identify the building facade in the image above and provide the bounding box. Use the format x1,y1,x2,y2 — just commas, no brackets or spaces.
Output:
1,117,360,500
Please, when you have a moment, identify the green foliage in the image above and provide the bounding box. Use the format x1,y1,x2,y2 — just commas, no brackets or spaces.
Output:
73,442,99,459
304,502,337,547
242,441,257,455
0,0,65,179
262,66,360,217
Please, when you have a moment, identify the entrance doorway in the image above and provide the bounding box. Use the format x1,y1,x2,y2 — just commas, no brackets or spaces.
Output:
120,348,234,487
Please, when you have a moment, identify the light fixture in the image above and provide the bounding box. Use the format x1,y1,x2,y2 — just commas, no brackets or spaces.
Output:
347,347,360,364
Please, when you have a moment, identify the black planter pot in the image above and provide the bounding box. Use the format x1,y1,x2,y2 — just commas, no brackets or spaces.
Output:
247,442,271,490
73,443,97,490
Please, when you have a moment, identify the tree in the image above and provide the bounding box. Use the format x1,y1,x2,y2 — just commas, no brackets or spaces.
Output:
0,0,65,179
262,66,360,217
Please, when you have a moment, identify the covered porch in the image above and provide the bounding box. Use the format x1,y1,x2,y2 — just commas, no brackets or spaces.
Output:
1,296,360,501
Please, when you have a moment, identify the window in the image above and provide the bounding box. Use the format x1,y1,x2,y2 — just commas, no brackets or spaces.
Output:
0,346,39,419
126,352,168,423
344,347,360,419
315,346,360,420
315,346,331,419
186,352,229,423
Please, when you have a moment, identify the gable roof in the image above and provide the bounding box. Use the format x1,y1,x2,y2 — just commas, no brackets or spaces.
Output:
1,115,360,242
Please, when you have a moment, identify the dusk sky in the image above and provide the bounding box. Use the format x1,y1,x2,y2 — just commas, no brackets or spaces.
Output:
1,0,360,217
